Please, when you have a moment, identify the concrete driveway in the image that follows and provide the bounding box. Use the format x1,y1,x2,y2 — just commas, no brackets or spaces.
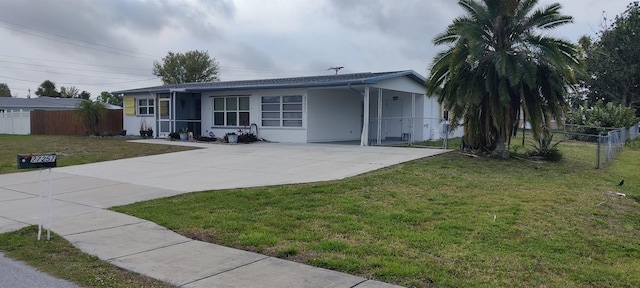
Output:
55,141,448,192
0,141,447,287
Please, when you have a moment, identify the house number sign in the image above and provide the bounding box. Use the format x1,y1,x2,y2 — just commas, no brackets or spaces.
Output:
17,153,57,169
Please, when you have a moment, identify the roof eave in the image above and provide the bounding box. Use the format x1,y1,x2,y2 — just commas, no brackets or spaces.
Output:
368,70,427,86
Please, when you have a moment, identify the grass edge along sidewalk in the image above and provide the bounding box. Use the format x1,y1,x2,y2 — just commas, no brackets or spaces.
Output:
0,226,173,288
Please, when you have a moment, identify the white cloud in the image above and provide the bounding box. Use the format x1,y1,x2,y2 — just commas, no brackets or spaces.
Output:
0,0,632,98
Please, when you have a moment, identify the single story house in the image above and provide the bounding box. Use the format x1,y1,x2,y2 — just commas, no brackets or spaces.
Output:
0,96,121,112
113,70,457,146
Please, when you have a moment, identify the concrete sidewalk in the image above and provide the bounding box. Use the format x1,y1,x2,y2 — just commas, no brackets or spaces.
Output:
0,142,446,287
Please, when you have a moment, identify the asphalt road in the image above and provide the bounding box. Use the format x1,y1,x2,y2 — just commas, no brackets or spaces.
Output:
0,253,81,288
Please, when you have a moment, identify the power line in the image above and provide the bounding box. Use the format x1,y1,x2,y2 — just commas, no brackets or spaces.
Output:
0,54,150,71
0,53,327,76
0,75,158,86
0,60,152,77
0,65,147,80
0,21,158,61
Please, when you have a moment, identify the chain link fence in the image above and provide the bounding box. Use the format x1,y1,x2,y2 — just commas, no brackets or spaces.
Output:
562,123,640,168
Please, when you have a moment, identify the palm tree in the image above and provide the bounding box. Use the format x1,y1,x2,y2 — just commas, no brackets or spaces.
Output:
427,0,581,158
75,100,106,136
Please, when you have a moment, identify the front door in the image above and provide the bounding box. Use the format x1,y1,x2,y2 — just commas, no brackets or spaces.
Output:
158,98,172,137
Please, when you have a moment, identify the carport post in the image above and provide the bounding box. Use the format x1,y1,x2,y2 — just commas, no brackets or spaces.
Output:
411,93,416,144
377,89,383,145
361,87,370,146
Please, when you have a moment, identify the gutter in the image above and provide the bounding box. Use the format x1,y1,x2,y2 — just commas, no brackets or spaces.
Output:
348,83,364,95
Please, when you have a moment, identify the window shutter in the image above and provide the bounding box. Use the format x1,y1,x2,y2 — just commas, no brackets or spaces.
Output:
124,97,135,116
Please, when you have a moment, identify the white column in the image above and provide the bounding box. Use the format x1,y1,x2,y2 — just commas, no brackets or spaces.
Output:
360,87,370,146
377,89,383,145
171,92,176,133
411,93,416,143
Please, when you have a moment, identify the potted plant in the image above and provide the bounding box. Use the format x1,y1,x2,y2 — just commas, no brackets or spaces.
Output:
139,119,154,138
178,128,189,141
225,132,238,143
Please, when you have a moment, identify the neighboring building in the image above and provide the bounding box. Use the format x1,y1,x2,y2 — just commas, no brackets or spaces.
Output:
114,70,457,145
0,96,122,135
0,96,120,112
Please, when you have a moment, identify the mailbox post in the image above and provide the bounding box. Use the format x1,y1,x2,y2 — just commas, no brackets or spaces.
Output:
17,153,57,240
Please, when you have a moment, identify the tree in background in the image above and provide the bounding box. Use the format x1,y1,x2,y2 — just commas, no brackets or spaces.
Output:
580,2,640,114
0,83,11,97
75,99,106,136
152,50,220,84
97,91,123,106
59,86,80,98
427,0,580,158
79,91,91,100
35,80,60,97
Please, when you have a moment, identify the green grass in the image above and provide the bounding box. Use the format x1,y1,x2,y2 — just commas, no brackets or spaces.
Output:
112,139,640,287
0,226,173,288
0,134,195,174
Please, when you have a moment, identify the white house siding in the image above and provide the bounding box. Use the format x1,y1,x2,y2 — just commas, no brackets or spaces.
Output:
423,96,443,140
122,93,155,136
373,76,426,94
306,88,362,142
201,89,308,143
421,95,464,140
413,96,426,141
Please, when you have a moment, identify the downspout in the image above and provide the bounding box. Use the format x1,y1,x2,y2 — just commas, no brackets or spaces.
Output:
348,83,363,96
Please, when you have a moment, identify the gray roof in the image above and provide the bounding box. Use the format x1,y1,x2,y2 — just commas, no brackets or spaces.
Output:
112,70,426,94
0,97,120,110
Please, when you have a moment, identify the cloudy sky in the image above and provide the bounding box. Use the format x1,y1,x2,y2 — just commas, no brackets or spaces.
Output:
0,0,632,98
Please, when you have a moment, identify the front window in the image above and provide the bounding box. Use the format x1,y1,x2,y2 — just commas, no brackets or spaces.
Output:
213,96,250,126
137,98,155,115
261,95,302,127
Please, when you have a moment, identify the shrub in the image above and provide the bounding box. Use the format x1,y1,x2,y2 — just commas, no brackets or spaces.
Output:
528,133,563,161
168,132,180,140
567,102,638,129
238,133,258,143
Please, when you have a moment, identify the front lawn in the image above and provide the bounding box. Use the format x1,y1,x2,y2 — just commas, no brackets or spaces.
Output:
112,139,640,287
0,134,195,174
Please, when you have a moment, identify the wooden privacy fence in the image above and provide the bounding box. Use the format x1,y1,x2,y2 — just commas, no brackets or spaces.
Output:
30,109,123,136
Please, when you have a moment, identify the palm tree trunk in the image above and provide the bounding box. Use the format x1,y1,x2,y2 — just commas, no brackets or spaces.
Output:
522,112,526,146
492,133,510,159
